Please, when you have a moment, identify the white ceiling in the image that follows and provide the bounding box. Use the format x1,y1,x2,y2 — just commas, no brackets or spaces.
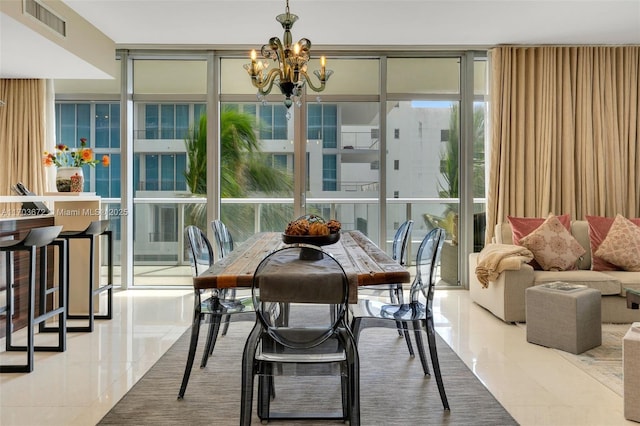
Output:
2,0,640,78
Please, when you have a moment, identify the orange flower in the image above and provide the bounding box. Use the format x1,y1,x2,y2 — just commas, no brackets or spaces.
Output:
80,148,94,162
42,138,108,168
101,155,110,166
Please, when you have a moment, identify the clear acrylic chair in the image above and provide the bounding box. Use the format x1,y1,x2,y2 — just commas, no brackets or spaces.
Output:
350,228,449,410
209,219,242,348
178,225,253,399
359,219,414,354
211,219,234,260
240,244,360,425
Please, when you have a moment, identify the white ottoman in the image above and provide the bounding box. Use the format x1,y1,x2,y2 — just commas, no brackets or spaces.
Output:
526,282,601,354
624,322,640,422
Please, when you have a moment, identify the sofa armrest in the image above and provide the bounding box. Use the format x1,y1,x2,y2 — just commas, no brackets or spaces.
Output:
469,252,535,323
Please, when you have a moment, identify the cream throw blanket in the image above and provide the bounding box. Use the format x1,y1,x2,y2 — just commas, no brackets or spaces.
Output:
475,244,534,288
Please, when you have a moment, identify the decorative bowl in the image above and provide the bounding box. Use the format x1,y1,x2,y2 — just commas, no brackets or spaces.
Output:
281,232,340,246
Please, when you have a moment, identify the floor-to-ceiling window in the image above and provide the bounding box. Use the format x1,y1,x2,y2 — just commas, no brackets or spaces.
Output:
384,55,487,285
472,58,488,255
131,59,207,277
54,100,123,276
305,101,381,238
217,100,295,241
220,57,296,241
303,59,381,243
55,50,486,288
54,102,121,196
385,57,462,284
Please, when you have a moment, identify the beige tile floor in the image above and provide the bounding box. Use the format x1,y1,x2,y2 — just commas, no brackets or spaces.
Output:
0,288,634,426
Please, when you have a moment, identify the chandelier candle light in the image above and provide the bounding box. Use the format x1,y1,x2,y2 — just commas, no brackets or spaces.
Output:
244,0,332,109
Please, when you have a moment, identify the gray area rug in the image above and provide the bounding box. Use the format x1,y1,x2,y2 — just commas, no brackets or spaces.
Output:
554,323,628,396
99,321,518,425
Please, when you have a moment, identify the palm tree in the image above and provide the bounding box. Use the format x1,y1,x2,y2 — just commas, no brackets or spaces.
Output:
184,112,207,196
184,107,293,235
429,103,485,244
438,103,485,200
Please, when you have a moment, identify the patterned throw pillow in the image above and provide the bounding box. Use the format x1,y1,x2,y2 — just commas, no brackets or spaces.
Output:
519,214,586,271
507,214,571,270
586,215,640,270
594,214,640,272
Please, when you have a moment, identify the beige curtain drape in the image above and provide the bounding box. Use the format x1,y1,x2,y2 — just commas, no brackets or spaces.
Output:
486,46,640,242
0,79,47,196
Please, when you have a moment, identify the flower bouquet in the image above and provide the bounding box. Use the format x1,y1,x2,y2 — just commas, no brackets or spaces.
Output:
43,138,109,192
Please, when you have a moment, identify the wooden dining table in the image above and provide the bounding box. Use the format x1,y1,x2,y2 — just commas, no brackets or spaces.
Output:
193,230,410,301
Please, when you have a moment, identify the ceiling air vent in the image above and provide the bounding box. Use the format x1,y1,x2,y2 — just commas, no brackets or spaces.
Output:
23,0,66,37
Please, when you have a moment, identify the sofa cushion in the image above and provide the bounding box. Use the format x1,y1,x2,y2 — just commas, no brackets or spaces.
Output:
508,214,571,270
519,214,585,271
586,215,640,271
496,220,592,269
594,214,640,272
533,270,622,295
599,271,640,296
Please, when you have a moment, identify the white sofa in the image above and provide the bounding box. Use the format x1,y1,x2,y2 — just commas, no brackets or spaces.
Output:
469,220,640,323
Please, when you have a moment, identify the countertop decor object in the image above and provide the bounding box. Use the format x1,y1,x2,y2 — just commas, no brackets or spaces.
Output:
42,138,109,192
56,167,83,192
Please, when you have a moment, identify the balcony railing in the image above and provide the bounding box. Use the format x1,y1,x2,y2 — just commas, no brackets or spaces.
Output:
340,130,379,150
100,196,485,287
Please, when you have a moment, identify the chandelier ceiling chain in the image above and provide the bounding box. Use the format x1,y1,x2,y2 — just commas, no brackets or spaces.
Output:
244,0,332,109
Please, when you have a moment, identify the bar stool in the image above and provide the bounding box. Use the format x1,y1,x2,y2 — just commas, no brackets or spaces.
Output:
58,220,113,333
0,225,67,373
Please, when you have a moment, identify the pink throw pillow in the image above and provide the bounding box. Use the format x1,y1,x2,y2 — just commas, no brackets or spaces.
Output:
507,214,571,270
519,214,585,271
587,215,640,271
594,214,640,271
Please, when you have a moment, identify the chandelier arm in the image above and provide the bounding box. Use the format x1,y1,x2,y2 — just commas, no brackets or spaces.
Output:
266,37,293,84
299,70,326,93
267,37,285,61
252,68,282,95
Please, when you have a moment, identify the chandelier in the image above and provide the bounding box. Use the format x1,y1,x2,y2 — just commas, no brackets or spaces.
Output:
244,0,332,109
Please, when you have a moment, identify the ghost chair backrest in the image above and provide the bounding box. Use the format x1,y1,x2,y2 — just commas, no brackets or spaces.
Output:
184,225,214,277
409,227,446,305
211,219,234,260
391,219,414,266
